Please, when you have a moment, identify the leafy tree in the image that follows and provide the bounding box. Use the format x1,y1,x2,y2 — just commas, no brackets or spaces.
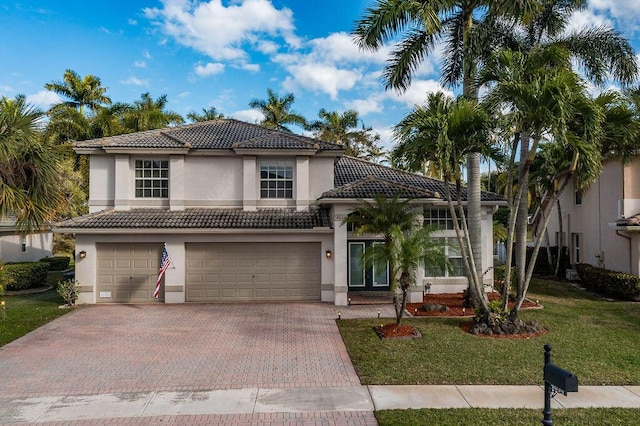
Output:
345,194,450,324
393,92,493,312
353,0,538,300
307,108,379,156
187,106,225,122
248,88,307,132
0,95,62,232
122,93,184,132
45,69,111,116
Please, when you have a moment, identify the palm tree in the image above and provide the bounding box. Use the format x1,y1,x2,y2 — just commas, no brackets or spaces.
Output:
122,93,184,132
187,107,225,122
248,89,307,132
393,92,493,312
364,224,451,324
307,109,378,156
344,194,450,324
353,0,539,295
0,95,62,232
45,69,111,116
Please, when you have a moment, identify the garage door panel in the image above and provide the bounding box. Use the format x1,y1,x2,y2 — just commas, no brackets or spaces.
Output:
97,243,162,303
186,242,320,302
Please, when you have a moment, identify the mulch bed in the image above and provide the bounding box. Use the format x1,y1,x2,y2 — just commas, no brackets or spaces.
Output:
376,292,544,340
406,292,541,317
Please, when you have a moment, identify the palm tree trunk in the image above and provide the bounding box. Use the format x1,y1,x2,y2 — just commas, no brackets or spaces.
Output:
554,199,564,276
515,130,530,302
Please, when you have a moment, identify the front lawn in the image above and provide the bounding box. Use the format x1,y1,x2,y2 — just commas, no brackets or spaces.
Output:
0,290,70,346
376,408,640,425
338,278,640,385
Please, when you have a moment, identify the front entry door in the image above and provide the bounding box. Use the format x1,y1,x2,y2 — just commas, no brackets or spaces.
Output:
348,241,390,291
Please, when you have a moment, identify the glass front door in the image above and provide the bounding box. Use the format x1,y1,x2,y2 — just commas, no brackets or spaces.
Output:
348,241,390,291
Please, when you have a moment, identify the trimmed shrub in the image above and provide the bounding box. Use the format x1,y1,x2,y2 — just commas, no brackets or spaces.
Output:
4,262,49,291
39,256,71,271
575,263,640,301
57,279,79,306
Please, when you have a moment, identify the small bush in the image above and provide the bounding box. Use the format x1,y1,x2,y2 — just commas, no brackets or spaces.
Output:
575,263,640,301
4,262,49,291
39,256,71,271
57,279,79,306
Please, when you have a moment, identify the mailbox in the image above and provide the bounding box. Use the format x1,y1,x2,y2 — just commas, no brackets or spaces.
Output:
544,363,579,395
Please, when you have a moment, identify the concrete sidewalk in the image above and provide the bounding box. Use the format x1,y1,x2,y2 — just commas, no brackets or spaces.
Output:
3,385,640,424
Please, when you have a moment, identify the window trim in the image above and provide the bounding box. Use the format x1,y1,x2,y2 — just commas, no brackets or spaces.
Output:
135,159,169,199
425,237,465,278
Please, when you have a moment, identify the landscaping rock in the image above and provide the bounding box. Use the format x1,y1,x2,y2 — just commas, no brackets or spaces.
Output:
420,303,449,313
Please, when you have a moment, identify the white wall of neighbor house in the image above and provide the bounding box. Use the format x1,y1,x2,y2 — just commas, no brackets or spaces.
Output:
0,232,53,263
545,159,640,275
73,231,334,304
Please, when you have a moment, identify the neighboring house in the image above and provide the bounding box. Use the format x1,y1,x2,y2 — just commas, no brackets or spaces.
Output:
543,156,640,276
54,119,505,305
0,218,53,263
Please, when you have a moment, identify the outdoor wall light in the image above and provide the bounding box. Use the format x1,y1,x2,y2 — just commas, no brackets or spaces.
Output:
325,250,332,259
78,250,87,260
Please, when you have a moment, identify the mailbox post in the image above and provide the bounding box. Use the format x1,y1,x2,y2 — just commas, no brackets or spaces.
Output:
543,344,578,426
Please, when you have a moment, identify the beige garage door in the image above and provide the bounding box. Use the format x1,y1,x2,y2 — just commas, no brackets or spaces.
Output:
185,242,321,302
96,243,163,303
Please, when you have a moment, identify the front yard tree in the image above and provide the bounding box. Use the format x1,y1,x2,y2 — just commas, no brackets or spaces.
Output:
0,95,62,232
187,106,225,122
122,93,184,132
393,92,493,314
345,194,450,324
45,69,111,116
353,0,539,302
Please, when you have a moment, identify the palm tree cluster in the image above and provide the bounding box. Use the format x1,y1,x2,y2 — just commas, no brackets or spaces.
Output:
354,0,640,322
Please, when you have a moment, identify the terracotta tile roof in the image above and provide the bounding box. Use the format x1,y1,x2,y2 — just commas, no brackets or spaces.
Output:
321,175,438,199
55,208,331,230
74,119,342,152
334,156,505,202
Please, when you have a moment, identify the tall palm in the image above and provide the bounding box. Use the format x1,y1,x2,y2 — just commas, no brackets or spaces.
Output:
122,93,184,132
307,108,377,156
187,107,225,122
354,0,538,292
45,69,111,116
248,89,307,132
393,92,492,312
0,95,62,232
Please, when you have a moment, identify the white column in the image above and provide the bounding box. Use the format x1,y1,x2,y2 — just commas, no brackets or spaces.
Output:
169,155,185,211
296,156,310,211
243,156,257,211
164,241,185,303
114,155,130,210
333,205,349,306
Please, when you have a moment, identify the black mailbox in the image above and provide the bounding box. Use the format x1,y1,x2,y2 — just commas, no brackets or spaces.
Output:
544,363,579,395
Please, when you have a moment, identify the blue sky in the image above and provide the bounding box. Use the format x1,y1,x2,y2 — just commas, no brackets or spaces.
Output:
1,0,640,148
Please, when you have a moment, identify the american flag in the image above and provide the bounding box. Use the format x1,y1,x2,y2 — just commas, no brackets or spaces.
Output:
154,244,171,299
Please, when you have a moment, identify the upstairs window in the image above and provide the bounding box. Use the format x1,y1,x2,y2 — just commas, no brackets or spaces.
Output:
575,190,583,205
423,208,464,230
260,164,293,199
135,160,168,198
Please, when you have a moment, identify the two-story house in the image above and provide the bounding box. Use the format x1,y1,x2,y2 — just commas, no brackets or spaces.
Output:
55,119,505,305
543,156,640,276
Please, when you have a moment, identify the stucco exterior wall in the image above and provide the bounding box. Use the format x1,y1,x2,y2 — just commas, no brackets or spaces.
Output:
88,155,115,213
309,157,335,201
546,159,640,274
0,232,53,263
183,156,243,207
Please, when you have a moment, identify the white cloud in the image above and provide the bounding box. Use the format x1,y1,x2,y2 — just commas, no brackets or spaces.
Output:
194,62,225,76
121,76,149,86
230,108,264,123
143,50,152,59
387,79,452,108
238,63,260,72
26,90,61,109
144,0,296,62
589,0,640,21
178,91,191,98
344,96,384,116
565,9,612,33
0,85,13,94
128,19,138,25
134,60,147,68
282,63,361,100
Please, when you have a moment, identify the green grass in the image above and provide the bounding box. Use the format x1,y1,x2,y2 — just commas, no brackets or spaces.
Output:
376,408,640,425
338,278,640,385
0,290,70,346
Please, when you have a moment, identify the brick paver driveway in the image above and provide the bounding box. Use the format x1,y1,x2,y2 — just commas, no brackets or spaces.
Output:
0,303,368,398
